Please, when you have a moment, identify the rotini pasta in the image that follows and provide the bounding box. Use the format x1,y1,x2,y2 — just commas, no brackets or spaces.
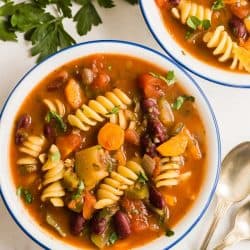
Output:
171,0,212,24
68,88,132,131
203,25,249,71
43,98,66,117
94,161,145,209
18,135,46,158
154,156,191,188
41,144,65,207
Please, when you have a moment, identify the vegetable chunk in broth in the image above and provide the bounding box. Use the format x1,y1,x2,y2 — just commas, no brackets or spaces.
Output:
156,0,250,73
11,54,207,249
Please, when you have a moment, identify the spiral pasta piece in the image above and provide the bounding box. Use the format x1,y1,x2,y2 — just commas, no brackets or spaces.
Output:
154,156,190,188
94,161,145,209
41,144,65,207
203,25,248,70
68,88,132,131
43,98,66,117
18,135,46,159
171,0,212,24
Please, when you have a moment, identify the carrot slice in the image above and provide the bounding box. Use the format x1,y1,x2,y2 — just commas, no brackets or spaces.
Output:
56,133,82,159
64,78,85,109
98,123,124,151
183,127,202,160
156,133,188,157
82,191,96,220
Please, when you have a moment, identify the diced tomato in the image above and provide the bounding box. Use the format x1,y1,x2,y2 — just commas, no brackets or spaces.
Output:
139,73,167,99
121,198,149,233
92,72,110,91
56,133,82,159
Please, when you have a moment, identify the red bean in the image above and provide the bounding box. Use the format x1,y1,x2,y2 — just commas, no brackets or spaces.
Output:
70,213,85,236
15,131,26,145
149,186,166,209
114,211,131,239
43,124,55,140
91,217,107,235
17,114,31,130
169,0,180,7
47,70,68,91
229,16,248,40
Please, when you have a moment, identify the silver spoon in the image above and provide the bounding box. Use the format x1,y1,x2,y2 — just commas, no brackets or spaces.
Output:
213,201,250,250
200,142,250,249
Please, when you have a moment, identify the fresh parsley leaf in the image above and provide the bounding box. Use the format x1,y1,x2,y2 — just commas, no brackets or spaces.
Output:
172,95,195,110
202,19,211,30
106,105,120,115
0,19,16,41
137,172,148,184
166,70,176,85
187,16,201,30
123,0,138,4
17,186,33,204
149,70,176,85
166,229,175,237
108,231,118,245
185,30,193,40
74,0,102,36
45,111,67,132
187,16,211,31
10,3,53,32
212,0,224,10
97,0,115,8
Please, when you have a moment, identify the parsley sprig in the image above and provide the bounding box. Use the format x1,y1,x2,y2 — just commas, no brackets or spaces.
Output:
149,70,176,85
0,0,138,62
212,0,224,10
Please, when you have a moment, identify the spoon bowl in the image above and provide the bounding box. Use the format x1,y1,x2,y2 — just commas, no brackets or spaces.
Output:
200,142,250,249
214,201,250,250
217,142,250,201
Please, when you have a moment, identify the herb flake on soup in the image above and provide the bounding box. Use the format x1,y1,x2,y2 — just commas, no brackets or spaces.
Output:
11,54,207,249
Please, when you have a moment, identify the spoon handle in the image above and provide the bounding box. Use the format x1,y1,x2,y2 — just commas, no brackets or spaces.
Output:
200,198,232,250
213,230,241,250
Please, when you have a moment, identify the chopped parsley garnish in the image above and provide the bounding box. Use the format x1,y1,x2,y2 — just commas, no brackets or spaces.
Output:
106,105,120,115
108,231,118,245
17,186,33,204
172,95,195,110
137,172,149,184
186,16,211,31
45,111,67,132
71,180,85,200
166,229,175,237
149,70,176,85
212,0,224,10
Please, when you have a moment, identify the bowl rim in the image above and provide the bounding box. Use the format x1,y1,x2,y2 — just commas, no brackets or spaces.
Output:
0,40,221,250
139,0,250,89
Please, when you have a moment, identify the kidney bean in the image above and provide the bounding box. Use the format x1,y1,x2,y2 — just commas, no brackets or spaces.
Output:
169,0,180,7
70,213,86,236
141,134,157,157
149,186,166,210
114,211,131,239
142,98,160,119
91,216,107,235
148,118,168,144
17,114,32,130
15,131,26,145
43,124,55,140
229,16,248,40
47,70,68,91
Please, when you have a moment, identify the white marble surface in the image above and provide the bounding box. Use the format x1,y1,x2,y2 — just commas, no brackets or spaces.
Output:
0,1,249,250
